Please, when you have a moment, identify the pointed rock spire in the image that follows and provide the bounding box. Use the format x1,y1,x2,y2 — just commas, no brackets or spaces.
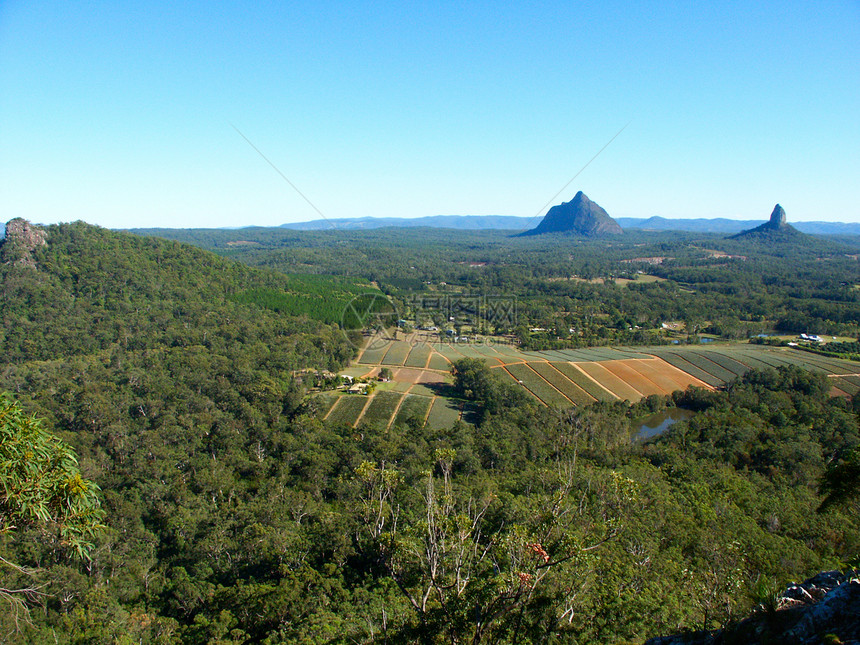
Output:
729,203,802,240
770,204,787,227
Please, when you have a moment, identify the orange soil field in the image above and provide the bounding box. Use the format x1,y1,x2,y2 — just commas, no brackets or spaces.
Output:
599,361,665,397
392,367,447,385
831,385,850,398
575,362,644,401
625,358,708,392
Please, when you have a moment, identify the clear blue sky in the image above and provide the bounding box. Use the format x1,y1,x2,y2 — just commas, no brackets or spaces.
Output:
1,1,858,228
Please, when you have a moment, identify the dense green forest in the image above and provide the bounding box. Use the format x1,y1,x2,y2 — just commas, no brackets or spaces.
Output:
130,226,860,346
1,221,859,643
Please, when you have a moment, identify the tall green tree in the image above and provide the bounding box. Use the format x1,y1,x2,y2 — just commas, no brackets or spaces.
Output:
819,447,860,512
0,394,105,621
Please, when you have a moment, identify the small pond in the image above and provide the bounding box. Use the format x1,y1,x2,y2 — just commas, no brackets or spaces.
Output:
633,407,694,441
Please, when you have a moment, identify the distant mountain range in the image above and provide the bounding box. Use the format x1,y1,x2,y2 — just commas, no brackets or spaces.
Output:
279,215,534,231
279,214,860,236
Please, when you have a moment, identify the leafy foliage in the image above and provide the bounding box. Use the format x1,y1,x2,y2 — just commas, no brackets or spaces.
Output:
0,394,105,559
133,225,860,345
0,394,105,631
229,273,377,326
1,221,859,642
451,358,534,418
819,447,860,512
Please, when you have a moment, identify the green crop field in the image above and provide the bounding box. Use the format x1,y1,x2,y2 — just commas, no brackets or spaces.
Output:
433,344,466,361
381,341,412,366
786,353,858,375
326,395,369,427
531,349,587,362
710,350,773,372
505,363,572,408
392,394,434,427
315,394,340,418
358,345,388,365
467,345,497,357
672,352,737,383
427,353,452,371
698,351,750,377
830,377,859,396
760,351,825,370
404,344,432,367
487,343,525,358
452,345,492,359
359,391,404,427
529,362,594,406
426,397,462,428
645,345,860,388
408,383,439,397
732,350,789,371
842,375,860,388
736,349,850,374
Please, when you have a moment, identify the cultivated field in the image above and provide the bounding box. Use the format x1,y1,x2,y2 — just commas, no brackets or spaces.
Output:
323,390,465,430
323,336,860,427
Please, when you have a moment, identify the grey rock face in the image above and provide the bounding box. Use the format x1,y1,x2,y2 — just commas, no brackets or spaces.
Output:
2,218,47,267
521,192,623,237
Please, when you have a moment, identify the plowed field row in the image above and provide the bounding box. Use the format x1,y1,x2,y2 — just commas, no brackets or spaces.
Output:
504,363,572,408
339,339,860,427
530,363,594,406
550,362,617,401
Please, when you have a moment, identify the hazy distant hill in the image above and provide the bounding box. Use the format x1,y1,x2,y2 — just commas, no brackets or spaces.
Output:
274,214,860,236
616,216,763,234
790,221,860,235
279,215,534,231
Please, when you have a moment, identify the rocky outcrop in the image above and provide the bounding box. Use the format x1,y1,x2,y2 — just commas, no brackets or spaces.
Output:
779,571,860,643
730,204,803,240
768,204,787,228
646,569,860,645
1,218,47,267
520,191,623,237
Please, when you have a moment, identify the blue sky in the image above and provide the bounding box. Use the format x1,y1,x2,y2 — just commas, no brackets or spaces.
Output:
1,1,858,228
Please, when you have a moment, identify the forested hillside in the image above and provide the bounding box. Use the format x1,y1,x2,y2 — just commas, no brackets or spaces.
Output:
131,226,860,345
1,221,858,642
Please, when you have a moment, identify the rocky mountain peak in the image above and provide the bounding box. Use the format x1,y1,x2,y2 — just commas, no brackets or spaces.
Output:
2,218,47,268
520,192,623,237
729,203,802,240
770,204,787,227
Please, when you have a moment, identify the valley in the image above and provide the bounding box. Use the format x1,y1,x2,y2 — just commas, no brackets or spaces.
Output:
318,335,860,430
4,4,859,642
1,216,859,644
